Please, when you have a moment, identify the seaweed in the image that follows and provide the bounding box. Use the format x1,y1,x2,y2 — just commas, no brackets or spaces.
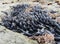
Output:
1,4,60,43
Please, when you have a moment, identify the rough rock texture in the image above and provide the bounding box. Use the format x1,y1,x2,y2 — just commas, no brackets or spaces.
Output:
0,0,36,4
0,25,38,44
0,0,58,4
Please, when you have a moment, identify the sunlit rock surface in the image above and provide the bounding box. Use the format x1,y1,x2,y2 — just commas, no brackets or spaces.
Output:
0,25,38,44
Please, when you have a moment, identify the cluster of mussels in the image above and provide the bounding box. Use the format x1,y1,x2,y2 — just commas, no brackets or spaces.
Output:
1,4,60,44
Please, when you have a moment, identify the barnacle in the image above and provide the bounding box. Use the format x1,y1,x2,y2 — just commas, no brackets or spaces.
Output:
29,33,55,44
1,4,60,44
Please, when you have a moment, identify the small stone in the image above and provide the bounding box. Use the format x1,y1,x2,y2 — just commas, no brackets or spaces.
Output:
56,17,60,23
49,13,60,19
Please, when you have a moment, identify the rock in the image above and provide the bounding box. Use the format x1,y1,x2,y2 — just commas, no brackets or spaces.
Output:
0,0,36,4
55,0,60,2
0,0,56,4
48,13,60,19
56,17,60,23
40,2,60,19
37,0,55,4
0,25,38,44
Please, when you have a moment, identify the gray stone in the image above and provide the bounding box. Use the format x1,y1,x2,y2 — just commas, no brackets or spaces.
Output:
0,25,38,44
